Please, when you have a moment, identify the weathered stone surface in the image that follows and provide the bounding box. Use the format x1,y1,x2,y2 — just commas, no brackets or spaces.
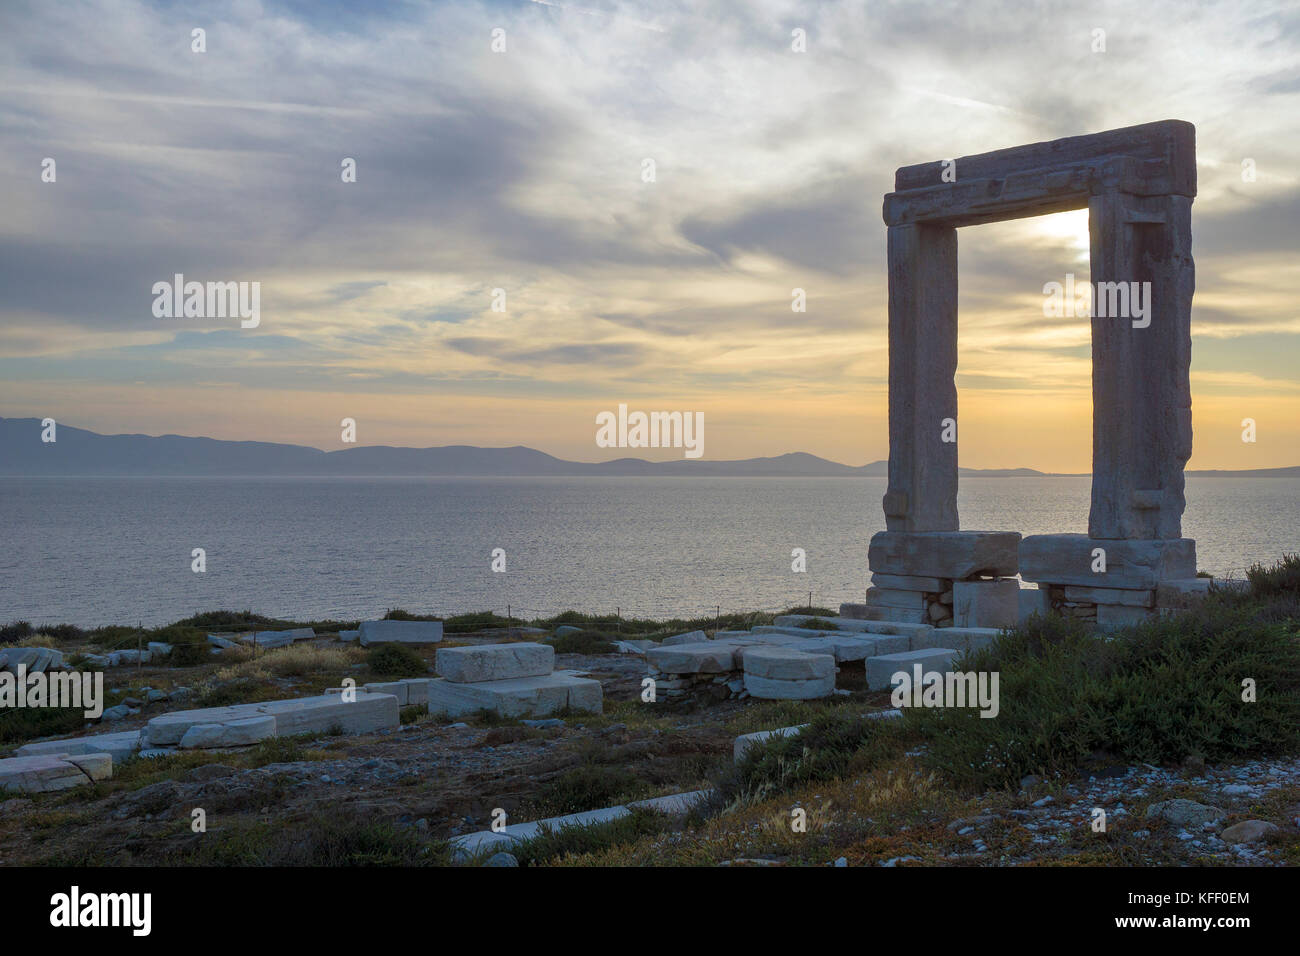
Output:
1018,587,1053,622
743,672,835,700
866,648,957,692
627,790,711,815
553,625,582,638
1019,535,1197,588
869,531,1021,579
358,620,444,646
871,573,948,592
1145,799,1223,828
339,629,361,642
912,627,1001,653
1220,820,1280,844
0,646,65,674
952,579,1020,628
884,221,959,532
484,852,519,867
662,630,708,646
436,643,554,683
1062,586,1155,607
742,647,835,681
147,642,173,657
425,672,601,718
16,730,143,765
243,628,314,649
646,643,738,674
1155,577,1211,609
849,603,930,625
865,587,928,610
145,693,400,746
0,753,112,793
1096,603,1157,631
179,715,276,749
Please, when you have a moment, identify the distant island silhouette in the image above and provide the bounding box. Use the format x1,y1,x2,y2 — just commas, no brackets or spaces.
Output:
2,418,1296,478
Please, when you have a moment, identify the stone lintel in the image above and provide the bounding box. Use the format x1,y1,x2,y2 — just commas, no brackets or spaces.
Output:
1019,534,1196,588
892,119,1195,196
869,531,1020,579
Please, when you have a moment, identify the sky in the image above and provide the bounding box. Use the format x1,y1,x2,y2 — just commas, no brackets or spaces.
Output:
1,0,1297,470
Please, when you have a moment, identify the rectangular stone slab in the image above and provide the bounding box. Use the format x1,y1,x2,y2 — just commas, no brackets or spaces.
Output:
1019,534,1196,588
869,531,1021,579
865,587,929,610
145,693,400,746
1062,586,1155,607
0,753,112,793
871,573,948,592
425,673,602,718
912,627,1002,653
866,648,957,691
952,579,1020,628
359,620,444,646
646,643,739,674
436,643,554,683
16,730,143,766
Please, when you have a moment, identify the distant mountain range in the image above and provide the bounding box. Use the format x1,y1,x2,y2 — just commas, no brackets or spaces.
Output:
1,418,1296,478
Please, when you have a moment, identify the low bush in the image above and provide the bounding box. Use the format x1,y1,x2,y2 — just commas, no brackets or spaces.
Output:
366,642,428,678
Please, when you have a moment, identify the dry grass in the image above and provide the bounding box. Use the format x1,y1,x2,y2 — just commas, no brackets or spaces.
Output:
210,643,366,683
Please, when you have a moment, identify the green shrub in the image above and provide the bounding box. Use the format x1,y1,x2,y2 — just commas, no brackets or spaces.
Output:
0,621,34,645
1246,552,1300,597
0,705,86,745
189,809,449,866
366,642,428,677
712,712,914,808
910,588,1300,790
547,630,617,655
508,809,666,866
524,764,646,818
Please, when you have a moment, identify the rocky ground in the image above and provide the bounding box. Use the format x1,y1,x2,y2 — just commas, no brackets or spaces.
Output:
1,633,1297,866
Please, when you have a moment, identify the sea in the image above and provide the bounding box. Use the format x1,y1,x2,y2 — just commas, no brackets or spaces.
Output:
1,476,1296,627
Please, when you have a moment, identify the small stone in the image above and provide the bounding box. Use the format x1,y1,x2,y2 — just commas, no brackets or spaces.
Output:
1219,820,1279,844
834,857,848,867
1145,799,1224,828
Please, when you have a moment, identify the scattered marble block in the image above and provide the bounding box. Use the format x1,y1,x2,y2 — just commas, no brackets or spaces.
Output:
1018,586,1053,622
846,604,930,625
325,679,435,707
425,672,602,718
436,643,554,683
147,642,173,657
646,643,739,674
16,730,143,766
339,629,361,642
145,692,400,746
0,646,64,673
662,630,708,646
1096,604,1157,631
912,627,1001,653
553,625,583,638
869,531,1021,579
743,672,835,700
15,733,143,770
243,628,315,649
743,647,835,681
866,648,957,691
359,620,444,646
952,579,1020,628
733,725,808,761
1019,535,1197,589
0,753,112,793
179,715,276,749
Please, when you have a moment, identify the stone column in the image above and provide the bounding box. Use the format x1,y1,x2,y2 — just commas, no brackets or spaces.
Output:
1088,192,1194,539
884,223,959,532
